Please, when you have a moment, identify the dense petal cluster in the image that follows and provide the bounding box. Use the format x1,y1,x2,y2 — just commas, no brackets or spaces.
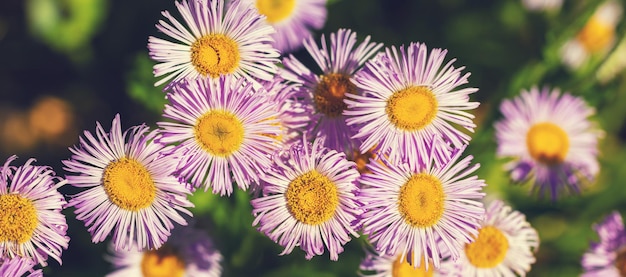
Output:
107,224,223,277
582,211,626,276
63,114,193,251
358,145,486,269
346,42,479,162
158,75,282,195
495,86,602,200
149,0,280,88
0,156,69,267
251,137,361,260
281,28,382,154
446,200,539,277
242,0,327,53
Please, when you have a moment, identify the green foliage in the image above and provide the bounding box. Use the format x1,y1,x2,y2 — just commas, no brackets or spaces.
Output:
25,0,107,63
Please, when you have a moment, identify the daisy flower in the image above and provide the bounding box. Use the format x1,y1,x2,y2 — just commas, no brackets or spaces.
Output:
251,137,361,261
0,155,69,266
148,0,279,87
345,42,479,163
107,225,222,277
582,211,626,276
158,75,281,196
280,28,382,154
0,257,42,277
359,246,449,277
495,86,602,200
560,0,622,70
447,200,539,277
358,143,485,269
63,114,193,251
242,0,327,53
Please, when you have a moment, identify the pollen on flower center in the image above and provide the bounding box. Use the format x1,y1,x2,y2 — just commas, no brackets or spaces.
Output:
386,86,438,131
103,157,157,211
526,122,569,165
0,194,38,244
195,110,245,157
397,173,445,227
256,0,296,23
465,225,509,268
615,248,626,277
285,170,339,225
190,34,240,78
577,16,615,53
140,246,186,277
314,73,356,117
391,255,434,277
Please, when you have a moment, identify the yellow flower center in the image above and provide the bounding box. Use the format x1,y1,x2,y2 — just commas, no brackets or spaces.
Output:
256,0,296,23
386,86,438,131
465,226,509,268
615,248,626,277
313,73,356,118
0,194,38,244
391,255,434,277
577,16,615,53
190,34,240,78
285,170,339,225
140,246,186,277
526,122,569,165
103,157,157,211
397,173,445,227
194,110,245,157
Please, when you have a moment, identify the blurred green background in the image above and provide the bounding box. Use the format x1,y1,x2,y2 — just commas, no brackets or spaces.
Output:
1,0,626,276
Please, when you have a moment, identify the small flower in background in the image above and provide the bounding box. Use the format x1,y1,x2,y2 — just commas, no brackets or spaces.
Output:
582,211,626,276
63,114,193,251
281,28,382,155
495,86,602,200
346,42,479,163
559,0,623,70
148,0,279,88
358,142,486,269
521,0,563,12
0,257,42,277
106,224,222,277
158,75,282,196
446,200,539,277
359,246,449,277
0,155,69,267
243,0,327,53
251,137,361,261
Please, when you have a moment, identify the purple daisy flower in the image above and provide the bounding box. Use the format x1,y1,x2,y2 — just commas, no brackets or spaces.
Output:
446,199,539,277
582,211,626,277
243,0,327,53
0,156,69,266
281,28,383,155
359,244,450,277
63,114,193,251
106,224,222,277
358,143,485,269
251,137,361,261
495,86,602,200
345,42,479,163
148,0,279,88
0,257,42,277
158,75,282,196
